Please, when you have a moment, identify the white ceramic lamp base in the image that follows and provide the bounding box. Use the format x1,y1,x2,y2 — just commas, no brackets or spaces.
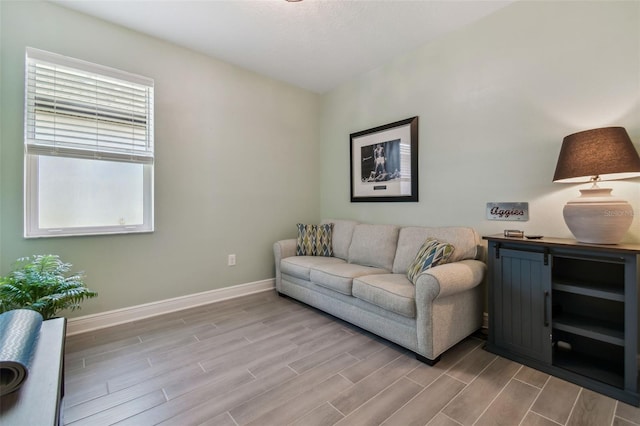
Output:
563,187,633,244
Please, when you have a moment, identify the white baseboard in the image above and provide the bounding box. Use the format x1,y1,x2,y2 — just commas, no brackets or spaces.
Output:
482,312,489,330
66,279,275,336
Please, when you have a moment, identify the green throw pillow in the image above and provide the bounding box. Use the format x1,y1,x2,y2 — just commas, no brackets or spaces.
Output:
296,223,334,257
406,238,454,284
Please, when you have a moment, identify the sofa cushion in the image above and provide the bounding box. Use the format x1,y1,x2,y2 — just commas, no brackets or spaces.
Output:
281,256,345,281
392,226,479,274
348,224,399,271
310,263,387,295
296,223,334,256
321,219,358,260
352,274,416,318
406,238,454,284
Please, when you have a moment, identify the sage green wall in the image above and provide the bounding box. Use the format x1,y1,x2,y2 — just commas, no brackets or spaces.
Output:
319,1,640,243
0,1,320,316
2,1,640,318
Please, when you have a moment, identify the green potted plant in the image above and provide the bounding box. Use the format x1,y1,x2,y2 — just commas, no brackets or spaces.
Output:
0,254,97,320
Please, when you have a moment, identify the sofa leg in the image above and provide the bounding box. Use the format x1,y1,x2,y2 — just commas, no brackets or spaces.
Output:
415,353,441,366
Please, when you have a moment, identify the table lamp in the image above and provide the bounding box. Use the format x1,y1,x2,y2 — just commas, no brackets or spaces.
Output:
553,127,640,244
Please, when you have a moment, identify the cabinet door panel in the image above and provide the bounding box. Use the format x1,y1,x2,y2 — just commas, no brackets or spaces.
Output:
492,248,552,363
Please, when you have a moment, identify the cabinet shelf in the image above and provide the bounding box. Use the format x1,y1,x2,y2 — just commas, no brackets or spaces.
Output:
553,349,624,388
552,280,624,302
553,313,624,346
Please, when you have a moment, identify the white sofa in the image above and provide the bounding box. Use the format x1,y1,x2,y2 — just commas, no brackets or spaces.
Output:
273,219,486,364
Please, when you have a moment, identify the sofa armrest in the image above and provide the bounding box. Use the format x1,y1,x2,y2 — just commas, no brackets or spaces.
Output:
414,259,486,302
273,239,297,291
274,238,297,261
414,259,486,359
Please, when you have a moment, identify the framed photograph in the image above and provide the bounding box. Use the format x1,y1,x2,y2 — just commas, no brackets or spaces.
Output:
350,116,418,202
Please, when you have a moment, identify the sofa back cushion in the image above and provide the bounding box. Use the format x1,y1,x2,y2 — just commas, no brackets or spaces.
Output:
348,224,400,271
392,226,480,274
321,219,359,260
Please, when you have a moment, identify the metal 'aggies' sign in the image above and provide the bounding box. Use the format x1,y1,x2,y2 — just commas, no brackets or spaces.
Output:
486,202,529,221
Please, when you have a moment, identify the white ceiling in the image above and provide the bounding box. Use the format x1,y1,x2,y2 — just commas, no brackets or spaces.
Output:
52,0,515,93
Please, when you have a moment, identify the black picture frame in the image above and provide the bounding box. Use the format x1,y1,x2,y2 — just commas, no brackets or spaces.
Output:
350,116,418,202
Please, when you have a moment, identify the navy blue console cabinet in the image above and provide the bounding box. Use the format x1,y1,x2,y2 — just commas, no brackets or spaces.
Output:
484,235,640,406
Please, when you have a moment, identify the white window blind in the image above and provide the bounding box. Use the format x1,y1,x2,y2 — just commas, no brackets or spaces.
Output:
25,47,154,163
24,48,154,238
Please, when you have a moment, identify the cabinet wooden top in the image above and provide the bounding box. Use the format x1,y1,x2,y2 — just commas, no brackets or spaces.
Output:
483,234,640,255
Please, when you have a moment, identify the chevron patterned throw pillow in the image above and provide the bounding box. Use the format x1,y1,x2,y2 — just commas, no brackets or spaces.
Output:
296,223,334,257
406,238,454,284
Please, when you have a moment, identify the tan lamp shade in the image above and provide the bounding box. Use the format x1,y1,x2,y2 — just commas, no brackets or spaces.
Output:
553,127,640,244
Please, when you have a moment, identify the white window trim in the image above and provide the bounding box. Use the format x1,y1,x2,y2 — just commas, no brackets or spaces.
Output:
24,48,154,238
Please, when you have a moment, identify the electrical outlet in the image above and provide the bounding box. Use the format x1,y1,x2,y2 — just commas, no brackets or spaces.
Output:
228,254,236,266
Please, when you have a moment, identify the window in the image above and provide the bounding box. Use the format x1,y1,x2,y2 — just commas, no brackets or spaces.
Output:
24,48,154,238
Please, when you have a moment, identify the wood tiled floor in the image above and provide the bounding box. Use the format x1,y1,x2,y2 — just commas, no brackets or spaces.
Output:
63,291,640,425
